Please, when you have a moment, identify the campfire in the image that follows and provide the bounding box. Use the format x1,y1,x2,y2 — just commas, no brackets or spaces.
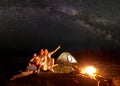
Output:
81,66,97,77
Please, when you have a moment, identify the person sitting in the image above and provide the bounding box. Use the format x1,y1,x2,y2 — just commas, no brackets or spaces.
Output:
44,45,60,72
28,53,40,73
38,49,47,72
29,53,40,65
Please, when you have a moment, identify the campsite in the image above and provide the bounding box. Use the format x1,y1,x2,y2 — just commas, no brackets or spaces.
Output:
0,51,120,86
0,0,120,86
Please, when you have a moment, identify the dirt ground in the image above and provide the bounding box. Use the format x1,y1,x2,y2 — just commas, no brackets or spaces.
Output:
7,72,97,86
1,64,120,86
2,64,96,86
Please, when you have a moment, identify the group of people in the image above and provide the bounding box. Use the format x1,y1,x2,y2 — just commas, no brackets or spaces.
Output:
27,45,60,73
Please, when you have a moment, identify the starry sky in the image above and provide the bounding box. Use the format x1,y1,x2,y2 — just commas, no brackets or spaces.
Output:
0,0,120,56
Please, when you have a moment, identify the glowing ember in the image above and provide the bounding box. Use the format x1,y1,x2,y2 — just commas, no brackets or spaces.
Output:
81,66,96,76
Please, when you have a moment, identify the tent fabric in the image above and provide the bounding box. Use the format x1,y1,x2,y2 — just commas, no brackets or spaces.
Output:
56,52,77,64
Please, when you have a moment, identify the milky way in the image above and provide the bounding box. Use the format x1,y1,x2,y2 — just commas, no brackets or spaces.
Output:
0,0,120,53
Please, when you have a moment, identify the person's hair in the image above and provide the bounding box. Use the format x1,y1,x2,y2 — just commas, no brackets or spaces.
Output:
33,53,37,56
40,49,43,52
39,49,44,55
44,49,48,54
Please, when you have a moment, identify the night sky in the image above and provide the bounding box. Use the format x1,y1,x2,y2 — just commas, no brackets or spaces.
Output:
0,0,120,58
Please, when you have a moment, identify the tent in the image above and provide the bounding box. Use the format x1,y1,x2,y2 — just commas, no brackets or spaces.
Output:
56,52,78,64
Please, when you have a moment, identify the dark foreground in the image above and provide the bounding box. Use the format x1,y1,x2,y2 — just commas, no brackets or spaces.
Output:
1,64,119,86
7,72,97,86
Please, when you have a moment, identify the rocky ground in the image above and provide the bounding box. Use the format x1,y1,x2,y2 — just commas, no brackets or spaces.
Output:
0,64,120,86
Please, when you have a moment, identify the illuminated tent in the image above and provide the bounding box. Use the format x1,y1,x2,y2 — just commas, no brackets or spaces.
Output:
56,52,77,64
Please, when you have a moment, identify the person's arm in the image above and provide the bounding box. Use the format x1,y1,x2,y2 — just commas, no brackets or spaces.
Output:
28,58,34,66
50,45,60,55
28,56,35,65
29,59,33,66
30,57,34,62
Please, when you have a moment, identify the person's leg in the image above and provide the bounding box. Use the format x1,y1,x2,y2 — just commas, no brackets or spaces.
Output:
51,58,55,66
32,65,37,73
37,64,41,73
42,64,48,71
50,58,55,72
